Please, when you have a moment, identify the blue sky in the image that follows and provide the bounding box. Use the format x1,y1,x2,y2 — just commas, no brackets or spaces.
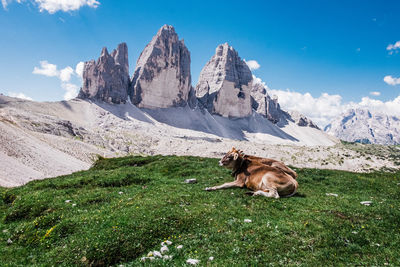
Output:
1,0,399,126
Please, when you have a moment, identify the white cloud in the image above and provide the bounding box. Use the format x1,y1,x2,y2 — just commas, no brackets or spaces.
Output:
269,89,347,127
1,0,9,9
383,75,400,86
252,75,268,89
33,60,83,100
370,91,381,96
59,66,74,82
75,61,84,78
33,60,59,77
245,60,260,71
7,92,33,100
2,0,99,13
33,60,82,82
62,82,79,100
387,41,400,51
35,0,99,14
268,88,400,128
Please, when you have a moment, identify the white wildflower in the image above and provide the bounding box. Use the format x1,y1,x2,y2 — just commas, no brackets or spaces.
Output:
177,245,183,249
153,251,162,258
65,200,71,203
160,246,169,254
209,256,214,261
186,258,199,265
244,219,252,223
119,191,124,195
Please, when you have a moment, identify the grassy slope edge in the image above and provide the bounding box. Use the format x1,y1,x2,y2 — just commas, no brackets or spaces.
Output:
1,155,400,266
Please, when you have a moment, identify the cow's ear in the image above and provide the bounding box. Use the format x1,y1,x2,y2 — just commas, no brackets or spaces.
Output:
233,153,239,160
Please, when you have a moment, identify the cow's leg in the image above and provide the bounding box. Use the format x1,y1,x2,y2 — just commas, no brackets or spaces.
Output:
205,180,244,191
253,188,279,198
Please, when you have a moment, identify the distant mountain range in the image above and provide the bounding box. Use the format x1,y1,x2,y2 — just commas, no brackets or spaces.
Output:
325,108,400,145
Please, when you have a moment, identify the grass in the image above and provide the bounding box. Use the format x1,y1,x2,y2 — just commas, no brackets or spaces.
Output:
1,155,400,266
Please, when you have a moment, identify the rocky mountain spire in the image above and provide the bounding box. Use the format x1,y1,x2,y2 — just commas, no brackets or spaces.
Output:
195,43,253,118
78,43,130,104
250,76,285,123
130,25,192,108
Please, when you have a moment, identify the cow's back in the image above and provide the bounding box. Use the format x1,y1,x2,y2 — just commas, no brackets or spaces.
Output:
244,155,298,179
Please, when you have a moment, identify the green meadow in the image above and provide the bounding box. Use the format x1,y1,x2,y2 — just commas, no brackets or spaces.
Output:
1,155,400,266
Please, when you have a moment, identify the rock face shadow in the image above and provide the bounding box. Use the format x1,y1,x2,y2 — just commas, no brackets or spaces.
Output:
142,105,299,142
94,101,154,124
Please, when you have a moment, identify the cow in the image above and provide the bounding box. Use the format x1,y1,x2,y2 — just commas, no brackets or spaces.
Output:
240,152,298,180
205,147,298,198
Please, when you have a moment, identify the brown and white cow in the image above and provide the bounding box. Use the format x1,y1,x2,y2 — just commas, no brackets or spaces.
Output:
240,153,298,180
205,148,298,198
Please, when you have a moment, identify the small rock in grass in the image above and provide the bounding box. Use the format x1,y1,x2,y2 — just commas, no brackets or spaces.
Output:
119,191,124,195
72,204,77,207
209,256,214,261
65,200,71,203
176,245,183,249
352,231,358,234
153,251,162,258
7,238,12,244
326,193,338,197
186,259,199,265
160,246,169,254
360,201,372,206
184,179,197,184
2,229,8,233
244,219,252,223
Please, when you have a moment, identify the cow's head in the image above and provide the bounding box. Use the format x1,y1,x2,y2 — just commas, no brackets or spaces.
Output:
219,147,244,168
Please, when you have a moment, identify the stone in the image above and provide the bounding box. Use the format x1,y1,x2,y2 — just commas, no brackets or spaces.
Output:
360,201,372,206
78,43,130,104
130,25,191,108
325,193,338,197
184,178,197,184
195,43,253,118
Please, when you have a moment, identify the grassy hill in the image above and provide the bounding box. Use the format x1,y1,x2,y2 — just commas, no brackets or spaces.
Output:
1,155,400,266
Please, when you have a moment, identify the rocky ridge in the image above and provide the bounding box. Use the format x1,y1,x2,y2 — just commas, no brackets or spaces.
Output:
77,24,317,128
325,108,400,145
130,25,192,108
78,43,130,104
195,43,253,117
